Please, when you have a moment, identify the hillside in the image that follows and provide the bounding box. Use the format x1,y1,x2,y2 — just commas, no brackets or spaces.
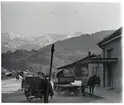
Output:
91,30,115,41
2,30,114,73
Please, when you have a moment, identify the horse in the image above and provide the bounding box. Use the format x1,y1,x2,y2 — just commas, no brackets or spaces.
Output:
87,75,101,95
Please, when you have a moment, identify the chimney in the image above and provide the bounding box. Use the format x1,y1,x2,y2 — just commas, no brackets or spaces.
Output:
88,51,91,57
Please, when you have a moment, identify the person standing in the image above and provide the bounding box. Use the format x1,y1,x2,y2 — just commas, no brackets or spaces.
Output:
81,75,88,96
21,76,25,91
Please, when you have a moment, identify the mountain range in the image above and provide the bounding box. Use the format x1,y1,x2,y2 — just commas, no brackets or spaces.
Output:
2,32,84,53
2,30,115,73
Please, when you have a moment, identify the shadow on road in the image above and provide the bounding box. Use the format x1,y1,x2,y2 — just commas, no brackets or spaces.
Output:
2,90,104,103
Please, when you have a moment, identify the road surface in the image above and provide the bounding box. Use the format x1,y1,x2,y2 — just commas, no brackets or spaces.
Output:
2,78,104,103
2,78,22,93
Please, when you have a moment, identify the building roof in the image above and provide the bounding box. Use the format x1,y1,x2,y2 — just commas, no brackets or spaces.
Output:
97,27,122,47
57,54,97,70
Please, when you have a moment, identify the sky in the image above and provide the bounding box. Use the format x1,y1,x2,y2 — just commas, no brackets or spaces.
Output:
1,2,121,36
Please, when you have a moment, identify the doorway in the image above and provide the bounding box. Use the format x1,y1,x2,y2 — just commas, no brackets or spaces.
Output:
107,64,113,88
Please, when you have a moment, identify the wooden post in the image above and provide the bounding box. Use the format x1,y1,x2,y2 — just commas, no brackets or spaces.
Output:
103,48,105,88
45,44,55,103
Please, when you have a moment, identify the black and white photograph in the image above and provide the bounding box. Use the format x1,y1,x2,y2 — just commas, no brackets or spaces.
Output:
1,0,122,103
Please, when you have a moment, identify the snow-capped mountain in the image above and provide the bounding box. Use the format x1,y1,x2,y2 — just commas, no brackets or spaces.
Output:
2,32,39,52
34,33,70,46
2,32,34,41
2,32,78,52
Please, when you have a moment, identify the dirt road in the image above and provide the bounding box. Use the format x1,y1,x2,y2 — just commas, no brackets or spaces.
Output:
2,78,104,103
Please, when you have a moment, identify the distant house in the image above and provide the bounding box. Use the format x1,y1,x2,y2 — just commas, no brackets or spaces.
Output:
57,53,99,79
2,68,7,76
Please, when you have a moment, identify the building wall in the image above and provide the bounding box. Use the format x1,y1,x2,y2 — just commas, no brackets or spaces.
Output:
102,37,122,90
63,67,75,76
74,63,89,79
58,63,89,80
75,64,83,79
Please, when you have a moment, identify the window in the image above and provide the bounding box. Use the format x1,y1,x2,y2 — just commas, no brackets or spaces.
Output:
107,48,113,58
81,67,88,77
92,66,99,76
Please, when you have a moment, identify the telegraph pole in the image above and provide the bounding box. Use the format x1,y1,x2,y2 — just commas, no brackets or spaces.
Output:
45,44,55,103
40,65,42,73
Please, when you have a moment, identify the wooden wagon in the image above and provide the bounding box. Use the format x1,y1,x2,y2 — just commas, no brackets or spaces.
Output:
23,77,53,102
54,76,81,96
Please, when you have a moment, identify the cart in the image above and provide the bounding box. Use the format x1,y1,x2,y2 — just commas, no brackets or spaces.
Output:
23,76,52,102
55,76,81,96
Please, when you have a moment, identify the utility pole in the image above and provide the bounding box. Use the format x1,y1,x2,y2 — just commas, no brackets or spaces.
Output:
45,44,55,103
40,65,42,73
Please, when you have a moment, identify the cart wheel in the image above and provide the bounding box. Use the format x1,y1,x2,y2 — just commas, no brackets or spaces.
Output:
24,90,29,97
27,97,28,101
27,97,31,102
56,87,59,92
74,89,79,96
57,87,61,95
67,89,70,96
40,95,42,100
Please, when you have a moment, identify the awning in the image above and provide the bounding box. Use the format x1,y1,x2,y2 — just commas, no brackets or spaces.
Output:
88,58,118,64
79,58,118,64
